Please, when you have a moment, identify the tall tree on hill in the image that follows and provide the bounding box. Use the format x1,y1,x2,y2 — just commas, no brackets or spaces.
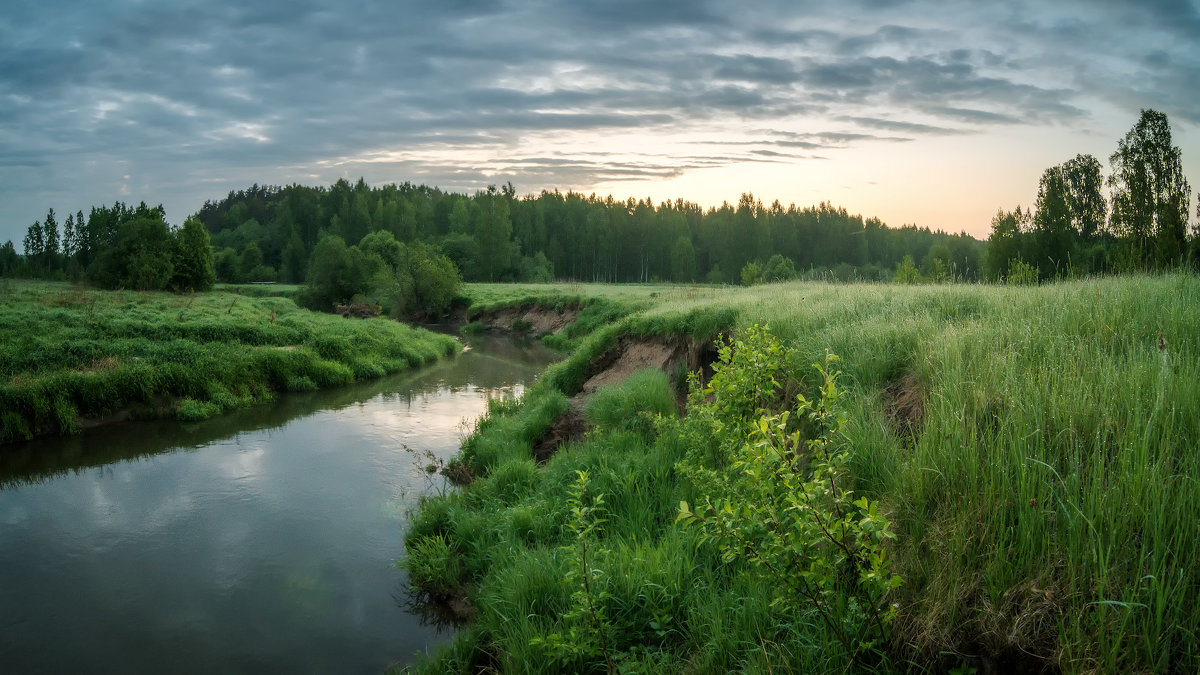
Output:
1108,109,1192,269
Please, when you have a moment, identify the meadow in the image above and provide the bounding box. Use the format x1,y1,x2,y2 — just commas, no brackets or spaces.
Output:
404,274,1199,673
0,280,459,443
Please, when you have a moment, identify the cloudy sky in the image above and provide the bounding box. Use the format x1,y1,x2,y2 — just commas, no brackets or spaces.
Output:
2,0,1197,243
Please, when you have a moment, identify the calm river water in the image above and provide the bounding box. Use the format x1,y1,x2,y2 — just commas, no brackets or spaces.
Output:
0,336,556,674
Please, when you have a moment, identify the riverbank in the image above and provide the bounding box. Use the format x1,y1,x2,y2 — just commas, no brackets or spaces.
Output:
0,280,460,444
403,274,1200,673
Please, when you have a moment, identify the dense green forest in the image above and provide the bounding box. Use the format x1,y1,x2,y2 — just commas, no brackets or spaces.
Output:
2,109,1196,297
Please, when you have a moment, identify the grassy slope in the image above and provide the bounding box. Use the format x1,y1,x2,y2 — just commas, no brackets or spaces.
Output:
405,275,1199,673
0,281,459,442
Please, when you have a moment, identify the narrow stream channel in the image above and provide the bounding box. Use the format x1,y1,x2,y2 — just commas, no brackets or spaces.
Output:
0,336,557,674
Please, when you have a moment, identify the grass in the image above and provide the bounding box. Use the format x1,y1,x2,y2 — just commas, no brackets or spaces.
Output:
402,274,1200,673
0,280,459,442
214,282,304,298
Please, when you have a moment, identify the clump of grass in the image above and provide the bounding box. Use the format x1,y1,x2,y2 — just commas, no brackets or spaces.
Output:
585,368,676,435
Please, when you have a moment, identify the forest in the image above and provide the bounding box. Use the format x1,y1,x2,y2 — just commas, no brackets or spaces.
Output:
1,109,1196,301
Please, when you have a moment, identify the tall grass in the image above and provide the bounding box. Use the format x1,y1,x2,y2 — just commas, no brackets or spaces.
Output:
403,274,1200,672
0,281,459,442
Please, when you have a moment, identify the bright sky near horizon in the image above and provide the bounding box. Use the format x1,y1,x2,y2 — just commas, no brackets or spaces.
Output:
1,0,1197,244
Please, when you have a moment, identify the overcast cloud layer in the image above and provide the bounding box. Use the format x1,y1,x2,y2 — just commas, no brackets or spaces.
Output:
2,0,1198,242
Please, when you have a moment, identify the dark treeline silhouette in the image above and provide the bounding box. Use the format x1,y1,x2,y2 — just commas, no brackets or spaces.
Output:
5,109,1193,291
6,201,214,292
987,109,1197,282
182,180,983,286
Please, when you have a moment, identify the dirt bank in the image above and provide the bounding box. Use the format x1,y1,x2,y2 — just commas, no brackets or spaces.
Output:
468,302,580,337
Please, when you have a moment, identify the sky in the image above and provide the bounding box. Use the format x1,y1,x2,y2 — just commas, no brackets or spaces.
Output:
1,0,1198,244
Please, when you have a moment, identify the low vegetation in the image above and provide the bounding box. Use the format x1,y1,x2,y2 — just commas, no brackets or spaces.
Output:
402,274,1199,673
0,281,459,443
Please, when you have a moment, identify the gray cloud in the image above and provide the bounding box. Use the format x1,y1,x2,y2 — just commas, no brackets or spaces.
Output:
0,0,1196,242
840,116,967,136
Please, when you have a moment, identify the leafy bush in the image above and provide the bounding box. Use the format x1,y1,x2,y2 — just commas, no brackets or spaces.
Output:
673,327,900,665
1006,256,1039,285
893,254,923,284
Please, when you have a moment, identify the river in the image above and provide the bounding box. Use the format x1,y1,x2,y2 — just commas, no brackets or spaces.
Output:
0,336,557,674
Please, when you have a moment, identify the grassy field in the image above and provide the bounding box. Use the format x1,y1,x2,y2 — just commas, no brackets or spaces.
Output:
213,282,304,298
0,280,459,443
403,274,1199,673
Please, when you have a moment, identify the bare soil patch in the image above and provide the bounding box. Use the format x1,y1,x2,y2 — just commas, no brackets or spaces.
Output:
532,403,586,463
473,303,580,337
580,335,713,397
883,372,924,441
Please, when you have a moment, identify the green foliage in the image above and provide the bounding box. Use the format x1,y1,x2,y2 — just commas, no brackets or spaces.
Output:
518,251,554,283
529,470,616,673
1006,256,1039,285
1108,109,1192,269
411,243,462,316
299,231,461,317
739,261,761,286
760,253,797,282
170,217,216,292
893,254,923,284
676,345,900,663
669,236,696,282
297,235,368,311
90,215,175,290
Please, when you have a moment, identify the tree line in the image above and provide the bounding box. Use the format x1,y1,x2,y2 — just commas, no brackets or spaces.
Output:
183,180,984,287
3,109,1194,297
7,202,214,292
986,109,1197,281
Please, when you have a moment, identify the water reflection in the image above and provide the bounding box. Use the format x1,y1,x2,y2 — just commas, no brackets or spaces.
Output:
0,335,557,674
